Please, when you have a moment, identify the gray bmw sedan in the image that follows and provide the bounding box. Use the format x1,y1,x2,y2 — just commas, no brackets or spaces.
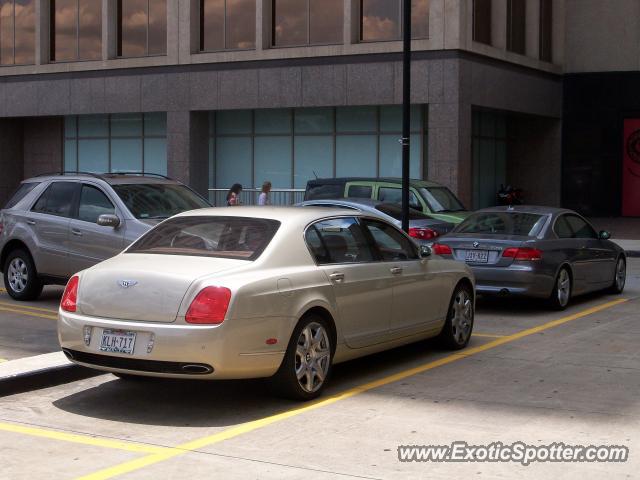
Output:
432,206,626,309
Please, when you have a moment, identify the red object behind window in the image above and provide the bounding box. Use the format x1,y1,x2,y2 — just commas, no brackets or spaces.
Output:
432,243,453,255
186,287,232,324
61,276,79,312
502,247,542,261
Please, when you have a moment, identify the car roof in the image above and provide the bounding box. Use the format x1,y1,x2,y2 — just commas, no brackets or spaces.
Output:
306,177,444,188
473,205,574,215
23,173,179,185
176,206,366,223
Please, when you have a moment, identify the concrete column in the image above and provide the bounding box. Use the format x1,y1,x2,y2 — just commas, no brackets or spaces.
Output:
344,0,359,44
166,0,180,62
257,0,271,50
182,0,199,59
0,120,24,206
526,0,540,59
166,111,210,196
492,0,507,50
103,0,117,60
35,0,49,65
23,118,64,178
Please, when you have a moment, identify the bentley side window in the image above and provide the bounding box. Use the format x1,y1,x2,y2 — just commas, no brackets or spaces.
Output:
306,217,374,264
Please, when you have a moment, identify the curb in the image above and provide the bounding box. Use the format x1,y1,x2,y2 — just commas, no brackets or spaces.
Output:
0,363,102,397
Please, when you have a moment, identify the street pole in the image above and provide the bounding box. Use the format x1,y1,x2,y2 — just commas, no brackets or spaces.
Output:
401,0,411,233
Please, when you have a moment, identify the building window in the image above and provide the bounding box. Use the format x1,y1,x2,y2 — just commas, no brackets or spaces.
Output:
539,0,552,62
117,0,167,57
506,0,525,54
50,0,101,62
64,113,167,175
472,110,507,209
361,0,429,42
0,0,35,65
272,0,343,47
472,0,491,45
200,0,255,51
209,106,425,204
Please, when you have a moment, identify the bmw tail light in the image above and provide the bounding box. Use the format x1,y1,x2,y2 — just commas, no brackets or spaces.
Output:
408,227,438,240
432,243,453,255
186,287,232,324
502,247,542,261
61,276,80,312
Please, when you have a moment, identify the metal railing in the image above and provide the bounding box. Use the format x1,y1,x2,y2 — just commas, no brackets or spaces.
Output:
208,188,305,206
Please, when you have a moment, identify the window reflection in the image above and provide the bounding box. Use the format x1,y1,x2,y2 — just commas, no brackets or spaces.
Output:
201,0,255,51
0,0,35,65
273,0,342,47
52,0,101,62
361,0,428,42
118,0,166,57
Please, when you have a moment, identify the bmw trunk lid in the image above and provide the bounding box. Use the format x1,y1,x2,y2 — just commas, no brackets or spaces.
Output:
440,234,532,267
77,254,247,322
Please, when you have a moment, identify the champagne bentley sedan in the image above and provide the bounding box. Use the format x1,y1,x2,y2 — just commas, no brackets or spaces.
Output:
58,207,475,400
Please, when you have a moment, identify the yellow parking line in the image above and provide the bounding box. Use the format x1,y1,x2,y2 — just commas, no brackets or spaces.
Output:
0,422,171,455
0,306,57,320
0,300,58,314
78,298,628,480
0,288,6,293
473,333,505,338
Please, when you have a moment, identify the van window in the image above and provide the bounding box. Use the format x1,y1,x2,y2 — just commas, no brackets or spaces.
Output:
378,187,419,207
305,183,344,200
347,185,372,198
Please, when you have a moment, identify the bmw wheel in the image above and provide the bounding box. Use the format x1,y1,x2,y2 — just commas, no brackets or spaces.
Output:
3,249,43,301
273,315,333,401
549,267,571,310
438,283,474,350
609,257,626,294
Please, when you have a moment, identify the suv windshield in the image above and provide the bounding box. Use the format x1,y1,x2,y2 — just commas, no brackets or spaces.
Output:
420,187,466,213
112,184,210,219
454,212,548,237
127,216,280,260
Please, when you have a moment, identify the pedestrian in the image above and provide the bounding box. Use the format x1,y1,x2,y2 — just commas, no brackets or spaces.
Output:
226,183,243,206
258,181,272,206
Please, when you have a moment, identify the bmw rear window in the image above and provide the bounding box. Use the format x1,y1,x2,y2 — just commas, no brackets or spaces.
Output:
127,216,280,260
4,182,40,209
454,212,548,237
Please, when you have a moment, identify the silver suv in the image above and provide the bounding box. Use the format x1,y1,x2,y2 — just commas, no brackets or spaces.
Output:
0,173,211,300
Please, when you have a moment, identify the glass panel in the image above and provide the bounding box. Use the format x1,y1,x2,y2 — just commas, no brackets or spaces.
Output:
378,133,421,178
216,137,252,188
507,0,526,54
78,115,109,137
202,0,224,51
473,0,491,45
216,110,252,135
111,138,143,172
379,105,421,132
539,0,552,62
144,138,167,175
64,139,77,171
148,0,166,55
78,139,109,173
336,135,377,177
0,0,13,64
14,0,35,64
53,0,77,62
361,0,400,41
227,0,255,49
120,0,147,57
294,136,333,188
78,0,102,60
480,111,495,137
411,0,429,39
336,106,377,133
273,0,306,46
313,217,374,263
476,138,495,208
255,109,291,134
111,113,143,137
309,0,342,44
254,136,291,189
294,107,333,133
144,112,167,136
78,185,115,223
64,116,77,138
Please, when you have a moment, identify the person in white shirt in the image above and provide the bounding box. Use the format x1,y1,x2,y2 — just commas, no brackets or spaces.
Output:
258,181,271,206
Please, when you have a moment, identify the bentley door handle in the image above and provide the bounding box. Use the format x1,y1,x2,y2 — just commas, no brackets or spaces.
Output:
329,272,345,282
390,267,403,275
71,229,83,237
26,220,36,225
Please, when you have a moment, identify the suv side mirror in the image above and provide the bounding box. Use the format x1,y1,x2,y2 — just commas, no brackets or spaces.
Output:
97,214,121,228
419,245,432,258
599,230,611,240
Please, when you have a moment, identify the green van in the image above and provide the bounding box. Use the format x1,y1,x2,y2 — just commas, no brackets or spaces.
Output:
304,177,470,224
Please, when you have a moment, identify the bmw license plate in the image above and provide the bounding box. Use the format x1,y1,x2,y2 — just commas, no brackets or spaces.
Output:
465,250,489,264
100,329,136,355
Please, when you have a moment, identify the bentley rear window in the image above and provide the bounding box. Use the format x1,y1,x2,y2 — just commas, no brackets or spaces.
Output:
127,216,280,260
455,212,548,237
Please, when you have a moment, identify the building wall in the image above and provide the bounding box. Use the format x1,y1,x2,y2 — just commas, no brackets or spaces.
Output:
0,120,24,206
23,117,63,179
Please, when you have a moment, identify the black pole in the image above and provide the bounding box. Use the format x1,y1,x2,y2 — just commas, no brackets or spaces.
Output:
401,0,411,233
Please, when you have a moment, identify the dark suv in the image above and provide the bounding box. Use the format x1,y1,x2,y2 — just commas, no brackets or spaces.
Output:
0,173,210,300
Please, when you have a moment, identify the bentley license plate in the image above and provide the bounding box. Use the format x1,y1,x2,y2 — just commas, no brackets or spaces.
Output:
465,250,489,263
100,329,136,355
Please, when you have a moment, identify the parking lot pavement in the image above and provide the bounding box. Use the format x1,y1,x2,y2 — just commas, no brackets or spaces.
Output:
0,260,638,479
0,286,62,361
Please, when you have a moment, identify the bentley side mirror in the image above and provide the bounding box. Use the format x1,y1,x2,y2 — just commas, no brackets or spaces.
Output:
599,230,611,240
97,214,121,228
419,245,432,258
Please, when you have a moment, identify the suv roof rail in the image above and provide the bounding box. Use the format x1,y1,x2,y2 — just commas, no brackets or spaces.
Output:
32,171,175,181
34,171,106,179
106,171,174,180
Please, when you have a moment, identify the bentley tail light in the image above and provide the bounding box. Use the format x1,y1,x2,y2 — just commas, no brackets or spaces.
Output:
186,287,232,324
408,227,438,240
502,247,543,261
61,276,80,312
432,243,453,255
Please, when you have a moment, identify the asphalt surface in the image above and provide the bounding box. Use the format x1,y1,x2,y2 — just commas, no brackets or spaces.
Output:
0,261,638,479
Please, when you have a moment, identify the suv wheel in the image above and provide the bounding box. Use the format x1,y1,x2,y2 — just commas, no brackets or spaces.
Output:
3,249,43,301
